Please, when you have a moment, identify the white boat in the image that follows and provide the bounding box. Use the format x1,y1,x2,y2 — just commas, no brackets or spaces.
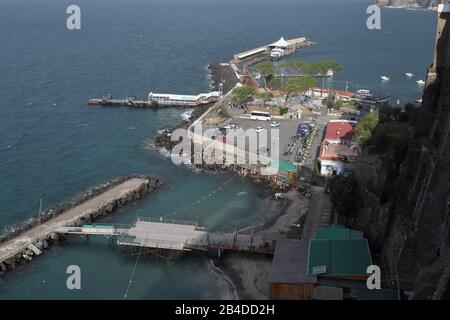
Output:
316,69,334,77
416,80,426,85
405,73,414,78
415,98,423,104
381,76,390,81
356,89,372,96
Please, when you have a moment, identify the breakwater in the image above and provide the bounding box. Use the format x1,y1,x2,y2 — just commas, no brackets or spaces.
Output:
88,97,216,109
0,175,161,275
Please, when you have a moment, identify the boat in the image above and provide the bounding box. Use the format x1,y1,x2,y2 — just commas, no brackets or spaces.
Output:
415,98,423,104
356,89,372,97
254,73,261,80
405,73,414,78
315,69,334,77
416,80,426,85
381,76,390,81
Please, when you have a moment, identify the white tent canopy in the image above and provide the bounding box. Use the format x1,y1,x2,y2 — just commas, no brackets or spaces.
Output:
270,37,289,48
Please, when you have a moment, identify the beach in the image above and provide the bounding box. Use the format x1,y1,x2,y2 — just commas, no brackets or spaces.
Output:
216,190,310,299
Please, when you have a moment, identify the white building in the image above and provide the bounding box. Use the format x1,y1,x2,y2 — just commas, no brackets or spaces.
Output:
148,91,220,106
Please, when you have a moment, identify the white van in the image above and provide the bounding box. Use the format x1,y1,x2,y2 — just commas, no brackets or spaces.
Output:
250,111,271,121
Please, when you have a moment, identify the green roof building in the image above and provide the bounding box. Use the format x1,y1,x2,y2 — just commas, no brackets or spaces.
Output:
307,225,372,277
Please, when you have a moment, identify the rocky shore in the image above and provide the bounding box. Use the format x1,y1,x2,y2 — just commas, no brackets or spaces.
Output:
376,0,443,9
152,105,210,151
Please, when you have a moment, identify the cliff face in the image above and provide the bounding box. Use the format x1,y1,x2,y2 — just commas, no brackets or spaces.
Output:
376,0,445,8
335,8,450,299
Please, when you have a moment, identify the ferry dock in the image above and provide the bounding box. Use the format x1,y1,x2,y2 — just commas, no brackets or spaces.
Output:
55,217,275,255
88,35,315,107
0,176,161,274
88,91,221,108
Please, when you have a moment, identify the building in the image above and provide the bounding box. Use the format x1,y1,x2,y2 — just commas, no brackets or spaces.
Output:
148,91,220,106
269,160,299,186
268,225,374,300
319,120,359,176
233,36,307,61
307,87,355,101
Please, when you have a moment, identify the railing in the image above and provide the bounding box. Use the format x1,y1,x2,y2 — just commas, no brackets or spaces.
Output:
136,216,198,227
118,236,186,251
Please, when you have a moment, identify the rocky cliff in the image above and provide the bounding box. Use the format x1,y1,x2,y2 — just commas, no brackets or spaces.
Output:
376,0,445,9
330,8,450,299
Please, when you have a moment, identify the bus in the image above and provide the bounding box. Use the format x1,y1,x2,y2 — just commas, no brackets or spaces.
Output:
250,111,271,121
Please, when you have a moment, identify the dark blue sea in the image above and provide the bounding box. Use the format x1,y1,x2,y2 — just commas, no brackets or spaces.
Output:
0,0,436,299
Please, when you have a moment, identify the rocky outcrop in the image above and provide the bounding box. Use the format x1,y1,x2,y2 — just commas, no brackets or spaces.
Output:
376,0,445,9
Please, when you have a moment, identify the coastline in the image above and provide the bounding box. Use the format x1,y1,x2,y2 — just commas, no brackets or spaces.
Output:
213,190,310,300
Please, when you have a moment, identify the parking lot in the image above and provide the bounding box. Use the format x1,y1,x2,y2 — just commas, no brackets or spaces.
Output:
210,115,322,164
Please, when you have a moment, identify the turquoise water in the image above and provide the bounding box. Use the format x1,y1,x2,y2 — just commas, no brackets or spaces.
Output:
0,0,436,299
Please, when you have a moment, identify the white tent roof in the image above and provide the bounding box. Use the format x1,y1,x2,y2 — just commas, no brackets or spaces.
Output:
270,37,289,48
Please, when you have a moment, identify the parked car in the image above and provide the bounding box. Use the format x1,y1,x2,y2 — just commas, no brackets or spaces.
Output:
256,127,265,133
270,121,280,128
297,124,311,136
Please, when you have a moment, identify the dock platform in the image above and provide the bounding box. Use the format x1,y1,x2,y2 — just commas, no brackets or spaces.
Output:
56,217,275,254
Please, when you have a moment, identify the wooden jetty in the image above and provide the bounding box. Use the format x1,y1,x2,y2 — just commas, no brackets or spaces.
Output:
55,217,275,255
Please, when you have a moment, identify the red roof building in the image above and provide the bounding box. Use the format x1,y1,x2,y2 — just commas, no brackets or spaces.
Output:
324,120,357,144
319,120,359,176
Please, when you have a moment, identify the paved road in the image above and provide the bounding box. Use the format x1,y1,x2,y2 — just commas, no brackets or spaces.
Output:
0,178,149,263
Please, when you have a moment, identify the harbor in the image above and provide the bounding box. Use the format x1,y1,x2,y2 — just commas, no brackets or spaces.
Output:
0,176,161,275
0,0,439,301
87,36,315,109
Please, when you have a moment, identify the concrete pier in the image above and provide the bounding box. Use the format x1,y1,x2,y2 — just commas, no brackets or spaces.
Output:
0,176,161,274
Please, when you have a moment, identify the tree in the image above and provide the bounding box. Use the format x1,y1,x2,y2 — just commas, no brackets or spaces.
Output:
306,60,343,94
355,111,379,146
308,60,343,76
328,176,360,219
231,85,255,105
255,92,273,106
255,62,275,88
280,60,307,71
322,94,345,110
285,76,316,100
268,78,282,90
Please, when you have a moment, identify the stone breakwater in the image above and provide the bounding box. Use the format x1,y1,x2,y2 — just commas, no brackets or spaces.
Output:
0,175,161,275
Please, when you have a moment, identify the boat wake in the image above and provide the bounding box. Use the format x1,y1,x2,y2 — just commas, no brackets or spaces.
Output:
180,109,194,121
